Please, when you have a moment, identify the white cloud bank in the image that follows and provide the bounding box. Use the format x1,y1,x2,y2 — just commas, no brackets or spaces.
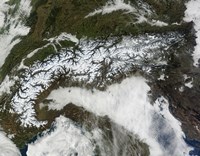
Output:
44,76,191,156
86,0,136,17
0,132,21,156
27,116,102,156
0,0,31,67
85,0,168,27
184,0,200,66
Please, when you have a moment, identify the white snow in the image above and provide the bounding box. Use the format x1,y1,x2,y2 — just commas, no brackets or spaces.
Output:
0,0,31,67
0,131,21,156
158,74,165,80
184,0,200,66
183,74,193,88
179,86,184,92
27,116,102,156
11,33,182,127
185,81,193,88
46,77,191,156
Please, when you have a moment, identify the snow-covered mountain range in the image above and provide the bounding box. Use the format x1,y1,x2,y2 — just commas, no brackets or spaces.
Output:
0,0,200,156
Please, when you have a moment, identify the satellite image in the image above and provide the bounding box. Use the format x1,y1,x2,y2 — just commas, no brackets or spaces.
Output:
0,0,200,156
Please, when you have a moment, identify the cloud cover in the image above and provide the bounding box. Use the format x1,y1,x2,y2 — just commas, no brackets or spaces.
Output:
0,0,31,67
184,0,200,66
27,116,102,156
44,76,191,156
0,132,21,156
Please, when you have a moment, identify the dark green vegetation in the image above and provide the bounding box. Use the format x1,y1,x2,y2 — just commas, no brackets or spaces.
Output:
0,92,45,147
23,45,55,66
0,0,188,82
143,0,187,23
0,0,195,151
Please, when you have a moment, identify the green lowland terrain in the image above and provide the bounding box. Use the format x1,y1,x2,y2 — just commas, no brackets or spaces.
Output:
0,0,199,155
